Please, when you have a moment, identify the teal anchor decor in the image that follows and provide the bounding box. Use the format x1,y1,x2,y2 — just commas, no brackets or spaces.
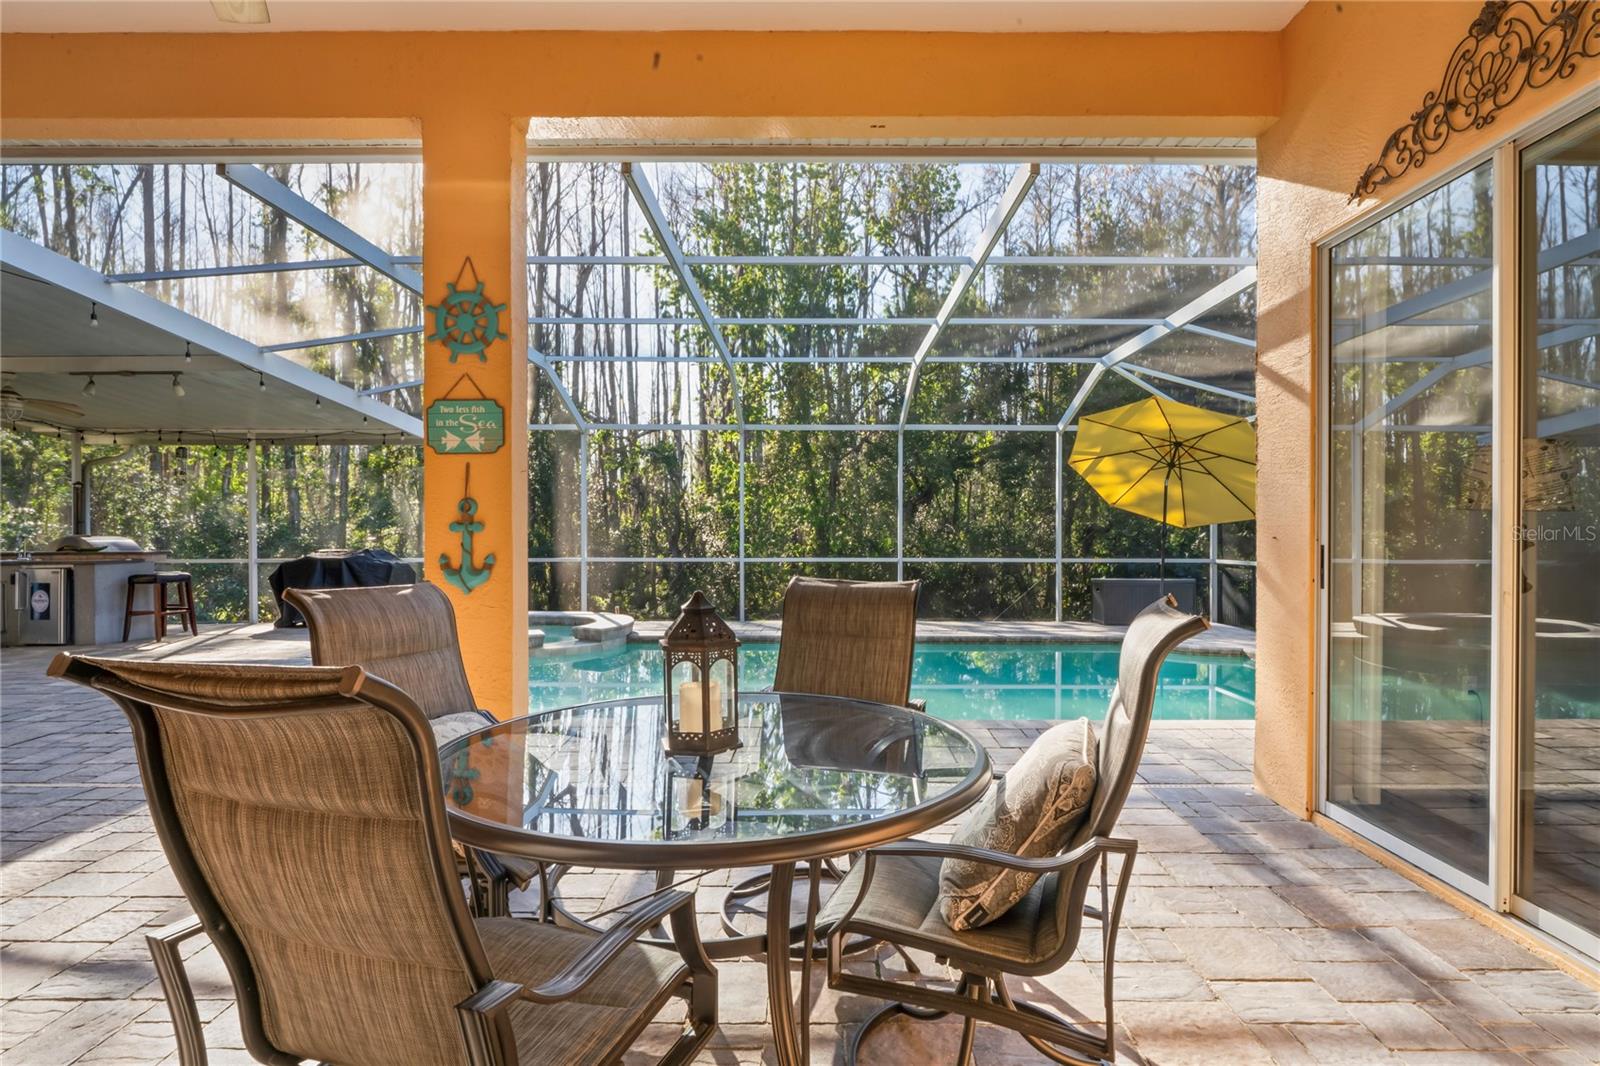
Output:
439,463,495,594
427,257,508,363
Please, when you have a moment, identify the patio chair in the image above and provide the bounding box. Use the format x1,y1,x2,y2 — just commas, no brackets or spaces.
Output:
46,653,718,1066
816,595,1207,1065
722,576,924,947
284,582,544,917
773,576,924,711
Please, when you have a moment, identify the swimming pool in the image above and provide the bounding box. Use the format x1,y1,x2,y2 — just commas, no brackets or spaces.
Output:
529,641,1255,721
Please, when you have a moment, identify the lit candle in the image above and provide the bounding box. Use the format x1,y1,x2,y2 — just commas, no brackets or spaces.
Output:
677,679,722,734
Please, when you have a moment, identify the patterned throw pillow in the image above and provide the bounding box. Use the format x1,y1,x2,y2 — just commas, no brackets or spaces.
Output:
937,717,1098,931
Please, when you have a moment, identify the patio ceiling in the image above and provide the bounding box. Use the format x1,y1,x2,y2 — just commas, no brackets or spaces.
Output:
0,1,1309,34
0,229,422,446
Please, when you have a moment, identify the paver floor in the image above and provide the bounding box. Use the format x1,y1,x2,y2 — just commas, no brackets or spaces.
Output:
2,634,1596,1065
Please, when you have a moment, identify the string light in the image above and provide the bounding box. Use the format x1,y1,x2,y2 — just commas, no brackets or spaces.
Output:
184,342,192,364
315,396,322,408
89,303,99,327
258,372,267,392
171,374,185,398
82,376,97,397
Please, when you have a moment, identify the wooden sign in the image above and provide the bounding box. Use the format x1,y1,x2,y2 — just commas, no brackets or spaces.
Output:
427,373,504,455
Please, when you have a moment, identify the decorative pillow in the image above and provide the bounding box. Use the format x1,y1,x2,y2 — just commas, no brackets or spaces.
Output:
937,717,1098,931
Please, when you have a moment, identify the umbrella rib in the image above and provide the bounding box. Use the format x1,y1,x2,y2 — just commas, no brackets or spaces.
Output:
1071,444,1170,463
1108,462,1164,508
1187,455,1256,516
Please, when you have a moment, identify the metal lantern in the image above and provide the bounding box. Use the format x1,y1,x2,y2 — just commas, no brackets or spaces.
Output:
660,590,741,755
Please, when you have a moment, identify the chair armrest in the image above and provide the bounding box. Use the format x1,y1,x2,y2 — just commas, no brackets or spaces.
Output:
907,698,927,713
518,889,705,1005
866,834,1137,875
827,836,1138,935
456,980,522,1066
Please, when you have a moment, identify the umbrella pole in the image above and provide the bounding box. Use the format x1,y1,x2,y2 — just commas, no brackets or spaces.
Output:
1159,473,1170,595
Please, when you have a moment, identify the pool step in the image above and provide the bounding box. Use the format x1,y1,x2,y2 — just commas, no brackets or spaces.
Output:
528,610,634,651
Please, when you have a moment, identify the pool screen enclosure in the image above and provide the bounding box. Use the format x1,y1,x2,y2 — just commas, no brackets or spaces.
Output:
514,158,1260,622
0,154,1261,623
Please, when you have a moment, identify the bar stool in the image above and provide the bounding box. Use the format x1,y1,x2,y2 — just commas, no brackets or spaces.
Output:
122,572,199,641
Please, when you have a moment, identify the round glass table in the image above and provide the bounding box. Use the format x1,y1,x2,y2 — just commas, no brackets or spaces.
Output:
439,691,991,1066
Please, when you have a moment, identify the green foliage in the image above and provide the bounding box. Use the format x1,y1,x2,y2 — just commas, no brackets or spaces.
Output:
528,161,1258,620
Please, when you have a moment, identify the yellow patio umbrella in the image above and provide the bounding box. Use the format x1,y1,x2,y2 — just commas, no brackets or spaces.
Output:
1068,395,1256,587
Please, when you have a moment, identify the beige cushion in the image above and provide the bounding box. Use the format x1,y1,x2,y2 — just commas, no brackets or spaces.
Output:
938,717,1098,931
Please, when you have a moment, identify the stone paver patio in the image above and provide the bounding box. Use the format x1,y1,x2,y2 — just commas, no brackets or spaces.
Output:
2,633,1596,1065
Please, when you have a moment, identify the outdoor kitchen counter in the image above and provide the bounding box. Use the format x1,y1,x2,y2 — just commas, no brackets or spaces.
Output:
1,552,169,645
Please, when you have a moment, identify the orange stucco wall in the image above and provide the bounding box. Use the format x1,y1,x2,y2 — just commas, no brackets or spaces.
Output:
0,30,1280,138
1251,1,1599,815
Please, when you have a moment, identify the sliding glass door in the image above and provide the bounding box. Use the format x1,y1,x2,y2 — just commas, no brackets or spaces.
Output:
1325,165,1496,891
1322,103,1599,960
1515,110,1599,946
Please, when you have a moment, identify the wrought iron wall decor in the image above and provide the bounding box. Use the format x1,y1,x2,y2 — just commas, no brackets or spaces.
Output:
1350,0,1600,202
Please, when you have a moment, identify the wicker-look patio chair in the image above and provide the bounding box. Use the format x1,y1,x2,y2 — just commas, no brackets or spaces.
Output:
817,596,1207,1065
284,582,543,917
773,576,924,712
721,576,924,946
47,654,718,1066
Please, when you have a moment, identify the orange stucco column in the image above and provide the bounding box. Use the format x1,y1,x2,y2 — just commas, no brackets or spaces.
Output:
422,118,529,720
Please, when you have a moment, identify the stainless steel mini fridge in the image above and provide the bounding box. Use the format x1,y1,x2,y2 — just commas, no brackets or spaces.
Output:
3,566,72,645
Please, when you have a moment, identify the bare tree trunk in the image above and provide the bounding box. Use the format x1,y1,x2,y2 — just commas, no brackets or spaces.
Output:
141,165,157,274
283,446,301,545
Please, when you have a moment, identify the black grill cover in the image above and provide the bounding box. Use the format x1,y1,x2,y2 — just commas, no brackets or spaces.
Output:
268,549,417,627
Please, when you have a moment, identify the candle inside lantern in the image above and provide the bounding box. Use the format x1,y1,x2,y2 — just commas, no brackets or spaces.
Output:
678,678,722,733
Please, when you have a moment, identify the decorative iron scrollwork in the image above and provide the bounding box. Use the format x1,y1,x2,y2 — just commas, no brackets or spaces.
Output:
1350,1,1600,203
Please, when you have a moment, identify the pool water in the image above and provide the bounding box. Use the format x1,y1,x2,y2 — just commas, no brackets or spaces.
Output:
534,624,577,646
529,642,1255,721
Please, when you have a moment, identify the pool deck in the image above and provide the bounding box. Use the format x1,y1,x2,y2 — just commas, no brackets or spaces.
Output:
5,626,1597,1065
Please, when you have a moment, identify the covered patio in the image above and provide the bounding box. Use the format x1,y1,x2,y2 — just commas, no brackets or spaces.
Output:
2,2,1598,1064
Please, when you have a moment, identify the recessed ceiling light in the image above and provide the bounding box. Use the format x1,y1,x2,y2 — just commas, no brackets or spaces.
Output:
210,1,270,25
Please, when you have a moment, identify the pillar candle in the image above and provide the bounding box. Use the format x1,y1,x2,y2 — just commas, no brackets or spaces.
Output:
678,678,722,733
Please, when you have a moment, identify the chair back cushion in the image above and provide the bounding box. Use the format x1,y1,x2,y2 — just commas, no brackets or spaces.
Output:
773,576,920,708
51,656,491,1066
937,716,1097,931
286,582,481,721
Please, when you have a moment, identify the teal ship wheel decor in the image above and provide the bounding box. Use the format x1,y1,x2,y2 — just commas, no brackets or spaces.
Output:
439,462,496,594
427,257,508,363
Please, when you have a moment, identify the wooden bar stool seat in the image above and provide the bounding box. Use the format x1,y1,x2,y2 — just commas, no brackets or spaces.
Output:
123,571,199,641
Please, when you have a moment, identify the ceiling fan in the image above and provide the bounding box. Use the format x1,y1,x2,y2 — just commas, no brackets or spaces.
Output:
0,381,84,428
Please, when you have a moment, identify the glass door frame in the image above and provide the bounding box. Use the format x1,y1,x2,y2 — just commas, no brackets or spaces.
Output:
1314,86,1600,965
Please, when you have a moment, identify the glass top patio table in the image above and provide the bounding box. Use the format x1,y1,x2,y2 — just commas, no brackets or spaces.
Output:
437,691,992,870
